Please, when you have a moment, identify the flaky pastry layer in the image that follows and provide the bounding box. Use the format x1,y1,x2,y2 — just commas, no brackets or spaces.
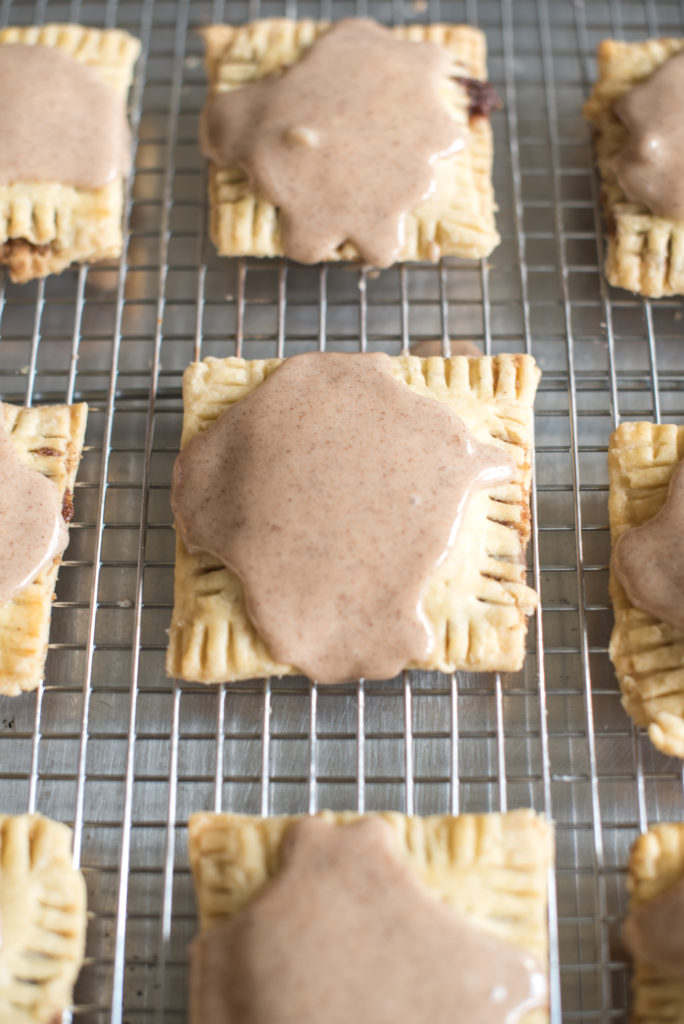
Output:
0,24,140,283
0,814,87,1024
167,353,540,684
0,401,88,696
584,38,684,297
189,808,552,1024
608,421,684,757
201,19,499,265
627,823,684,1023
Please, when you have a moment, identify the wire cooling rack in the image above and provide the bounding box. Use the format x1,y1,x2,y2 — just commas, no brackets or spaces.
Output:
1,0,684,1020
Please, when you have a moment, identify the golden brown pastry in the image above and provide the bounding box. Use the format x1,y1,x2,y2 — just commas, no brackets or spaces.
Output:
0,814,87,1024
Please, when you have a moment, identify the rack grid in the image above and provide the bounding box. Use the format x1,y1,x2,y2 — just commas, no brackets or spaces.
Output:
1,0,684,1020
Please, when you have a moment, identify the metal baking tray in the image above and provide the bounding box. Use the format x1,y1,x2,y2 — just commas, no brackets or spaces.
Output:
2,0,683,1020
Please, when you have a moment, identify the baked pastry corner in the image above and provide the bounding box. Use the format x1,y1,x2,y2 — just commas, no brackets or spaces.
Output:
167,353,540,684
608,421,684,756
584,37,684,297
0,401,88,696
0,24,140,283
200,19,500,265
0,814,87,1024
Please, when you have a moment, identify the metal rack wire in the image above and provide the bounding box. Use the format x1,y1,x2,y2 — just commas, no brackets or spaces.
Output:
1,0,683,1020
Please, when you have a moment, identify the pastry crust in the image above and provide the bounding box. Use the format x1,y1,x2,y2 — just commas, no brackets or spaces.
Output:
627,823,684,1023
608,421,684,757
0,24,140,283
0,401,88,696
0,814,87,1024
167,353,540,684
584,38,684,297
201,20,499,264
189,808,552,1024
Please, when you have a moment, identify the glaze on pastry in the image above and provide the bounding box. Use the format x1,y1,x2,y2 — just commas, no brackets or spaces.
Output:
201,19,463,267
608,422,684,758
612,458,684,632
200,19,500,265
0,405,69,603
191,816,547,1024
0,25,140,283
613,51,684,221
625,823,684,1023
171,352,512,685
167,353,540,684
0,401,87,696
0,43,131,189
584,37,684,296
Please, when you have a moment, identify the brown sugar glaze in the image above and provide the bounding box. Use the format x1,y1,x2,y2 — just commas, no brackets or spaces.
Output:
201,18,464,267
171,352,513,685
623,874,684,975
612,459,684,631
614,51,684,220
0,44,130,188
190,817,547,1024
0,408,68,603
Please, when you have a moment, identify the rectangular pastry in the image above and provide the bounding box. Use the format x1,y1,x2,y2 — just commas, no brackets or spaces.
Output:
189,808,552,1024
0,814,87,1024
167,353,540,684
625,823,684,1023
584,38,684,297
0,401,88,696
608,421,684,757
201,19,499,264
0,24,140,283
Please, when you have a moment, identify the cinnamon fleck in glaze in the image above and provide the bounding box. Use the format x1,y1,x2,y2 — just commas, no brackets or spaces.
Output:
612,458,684,630
614,51,684,220
0,44,131,189
171,352,512,685
201,19,464,267
0,407,68,603
190,817,547,1024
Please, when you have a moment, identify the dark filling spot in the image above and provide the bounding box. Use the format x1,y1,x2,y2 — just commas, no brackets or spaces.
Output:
34,446,61,458
0,239,52,258
62,488,74,523
455,76,502,119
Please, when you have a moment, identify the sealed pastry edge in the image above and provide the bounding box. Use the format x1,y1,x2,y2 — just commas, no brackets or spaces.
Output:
0,23,141,283
0,401,88,696
626,823,684,1024
608,420,684,757
583,36,684,298
166,353,541,684
0,813,87,1024
200,19,500,265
